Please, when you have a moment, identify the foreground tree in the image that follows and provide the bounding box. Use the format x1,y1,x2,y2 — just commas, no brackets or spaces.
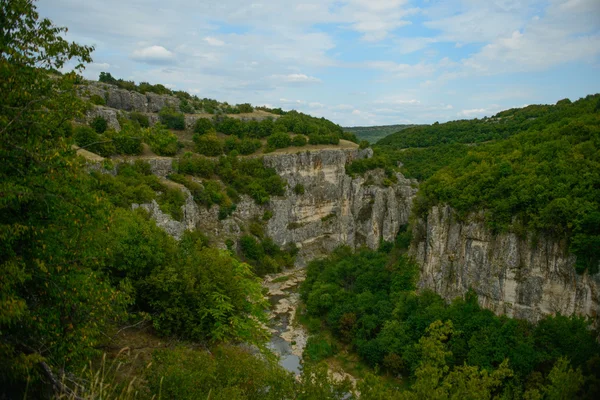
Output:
0,0,129,396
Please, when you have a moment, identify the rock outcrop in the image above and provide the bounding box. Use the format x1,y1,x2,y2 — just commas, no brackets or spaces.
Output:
264,148,417,265
411,205,600,324
81,82,180,113
130,148,418,265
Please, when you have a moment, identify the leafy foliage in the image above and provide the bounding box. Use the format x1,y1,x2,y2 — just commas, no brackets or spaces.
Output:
143,123,179,156
0,0,130,392
301,246,600,397
143,248,268,343
90,115,108,133
158,106,186,130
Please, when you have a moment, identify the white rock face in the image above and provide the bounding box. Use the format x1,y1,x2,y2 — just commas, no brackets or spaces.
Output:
133,148,418,265
263,148,417,265
410,205,600,324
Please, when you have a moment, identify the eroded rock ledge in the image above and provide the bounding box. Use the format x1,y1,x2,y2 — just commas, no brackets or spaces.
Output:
410,205,600,324
135,147,418,265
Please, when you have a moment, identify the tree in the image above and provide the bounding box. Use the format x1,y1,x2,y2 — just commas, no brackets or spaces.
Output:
1,0,129,395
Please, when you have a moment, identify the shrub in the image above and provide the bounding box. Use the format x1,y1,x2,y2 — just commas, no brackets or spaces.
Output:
89,94,105,105
176,154,215,177
305,335,337,362
145,123,179,156
237,103,254,113
216,116,247,137
159,106,186,130
237,138,262,155
142,248,267,343
157,187,186,221
308,134,340,145
359,140,370,149
292,135,308,147
74,125,99,148
193,118,214,135
90,116,108,133
108,122,143,155
179,98,195,114
194,134,223,156
294,183,305,195
129,111,150,128
267,132,292,149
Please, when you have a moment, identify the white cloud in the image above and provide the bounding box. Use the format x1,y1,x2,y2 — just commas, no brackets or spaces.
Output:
204,36,225,46
130,45,175,64
270,74,322,85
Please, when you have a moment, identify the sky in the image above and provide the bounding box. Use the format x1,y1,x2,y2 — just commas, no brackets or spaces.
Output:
39,0,600,126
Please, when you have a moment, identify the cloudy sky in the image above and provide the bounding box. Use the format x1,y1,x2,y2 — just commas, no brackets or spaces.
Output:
40,0,600,126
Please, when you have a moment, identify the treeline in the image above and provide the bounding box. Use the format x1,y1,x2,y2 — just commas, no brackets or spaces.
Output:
301,243,600,399
413,97,600,274
348,95,600,274
377,97,598,149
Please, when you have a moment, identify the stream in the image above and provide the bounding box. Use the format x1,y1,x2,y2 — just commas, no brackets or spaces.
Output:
263,268,308,376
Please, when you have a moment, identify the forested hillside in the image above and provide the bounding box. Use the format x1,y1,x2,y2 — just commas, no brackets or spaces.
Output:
350,96,600,274
343,124,417,143
1,2,598,399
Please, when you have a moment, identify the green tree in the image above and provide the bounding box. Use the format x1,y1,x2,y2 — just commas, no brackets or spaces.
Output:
158,106,186,130
193,117,214,135
144,123,179,156
0,0,129,394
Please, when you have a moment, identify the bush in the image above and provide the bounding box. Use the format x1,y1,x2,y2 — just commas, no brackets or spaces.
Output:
145,123,179,156
305,335,337,362
237,103,254,113
89,116,108,133
74,125,99,148
143,248,266,342
176,153,215,177
216,116,247,137
159,106,186,130
237,138,262,155
194,134,223,156
179,98,195,114
129,111,150,128
267,132,292,149
89,94,105,105
108,122,143,155
294,184,305,195
193,118,214,135
308,134,340,145
359,140,370,149
292,135,308,146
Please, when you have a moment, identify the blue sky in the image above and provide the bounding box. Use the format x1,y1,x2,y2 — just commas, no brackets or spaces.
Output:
40,0,600,126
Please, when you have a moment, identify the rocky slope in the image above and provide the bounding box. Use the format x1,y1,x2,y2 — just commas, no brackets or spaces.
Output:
133,147,418,265
410,205,600,323
80,81,278,131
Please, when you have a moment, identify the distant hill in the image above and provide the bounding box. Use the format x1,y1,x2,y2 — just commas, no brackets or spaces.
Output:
343,124,420,143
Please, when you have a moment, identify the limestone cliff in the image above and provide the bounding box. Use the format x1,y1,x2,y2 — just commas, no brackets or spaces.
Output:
410,205,600,323
135,148,417,265
264,148,417,265
79,81,278,130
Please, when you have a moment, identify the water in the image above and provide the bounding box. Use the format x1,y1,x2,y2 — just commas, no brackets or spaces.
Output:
263,269,308,375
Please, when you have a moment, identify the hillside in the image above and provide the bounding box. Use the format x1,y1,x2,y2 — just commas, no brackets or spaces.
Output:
2,3,599,399
343,123,418,143
349,95,600,275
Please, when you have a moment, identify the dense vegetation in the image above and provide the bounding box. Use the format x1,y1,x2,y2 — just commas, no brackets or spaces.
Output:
2,2,598,399
301,243,600,398
343,124,418,144
350,95,600,274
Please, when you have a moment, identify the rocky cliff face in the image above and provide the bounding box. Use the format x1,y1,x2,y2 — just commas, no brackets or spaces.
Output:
411,205,600,323
80,82,278,131
264,148,417,265
134,148,417,265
